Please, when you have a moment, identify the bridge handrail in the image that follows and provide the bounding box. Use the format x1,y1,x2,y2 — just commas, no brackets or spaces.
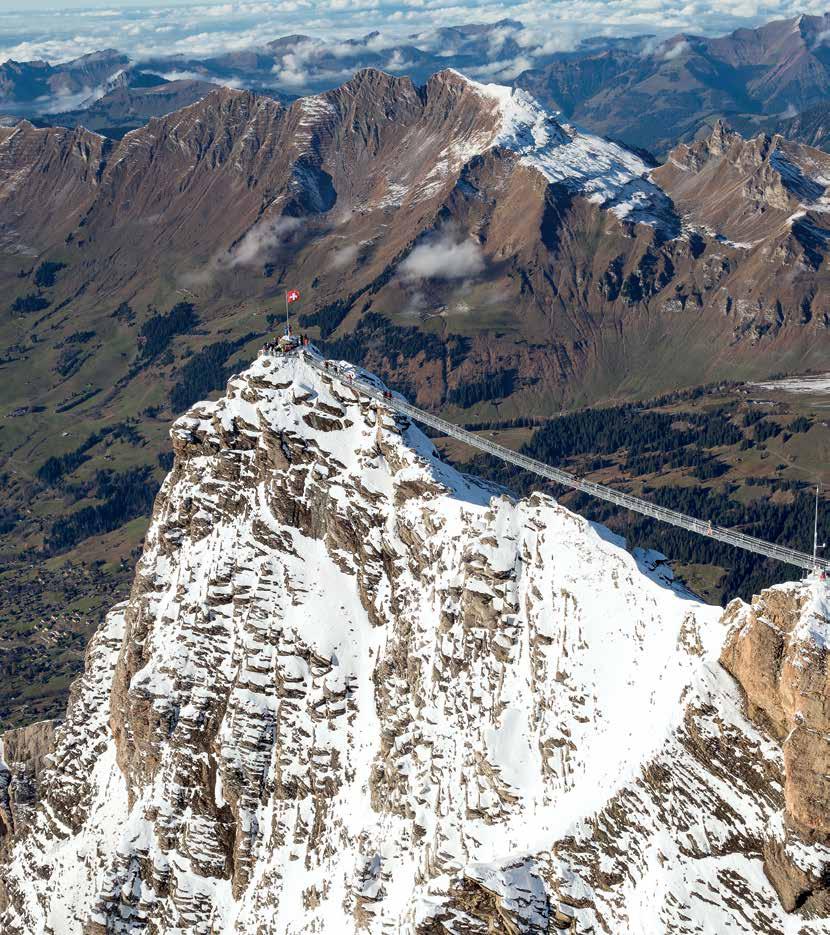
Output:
302,353,829,573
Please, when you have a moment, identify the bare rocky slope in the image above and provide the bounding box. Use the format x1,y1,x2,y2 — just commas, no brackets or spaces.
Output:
1,349,829,933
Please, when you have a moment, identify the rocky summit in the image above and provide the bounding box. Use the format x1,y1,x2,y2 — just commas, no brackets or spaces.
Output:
1,348,829,932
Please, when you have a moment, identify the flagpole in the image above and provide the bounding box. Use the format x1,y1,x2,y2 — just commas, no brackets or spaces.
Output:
284,290,289,335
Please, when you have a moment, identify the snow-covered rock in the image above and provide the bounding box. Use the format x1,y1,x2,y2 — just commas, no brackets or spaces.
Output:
461,74,678,232
1,351,828,932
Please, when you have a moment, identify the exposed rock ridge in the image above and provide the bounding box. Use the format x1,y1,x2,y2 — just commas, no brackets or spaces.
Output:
654,121,830,246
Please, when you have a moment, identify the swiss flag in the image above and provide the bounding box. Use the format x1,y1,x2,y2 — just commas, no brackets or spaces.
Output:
286,289,300,303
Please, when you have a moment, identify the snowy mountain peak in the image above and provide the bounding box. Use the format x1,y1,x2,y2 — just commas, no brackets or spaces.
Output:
2,352,829,932
171,350,494,510
448,71,677,231
299,67,677,230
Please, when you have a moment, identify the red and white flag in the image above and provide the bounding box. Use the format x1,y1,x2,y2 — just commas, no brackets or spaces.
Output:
286,289,300,303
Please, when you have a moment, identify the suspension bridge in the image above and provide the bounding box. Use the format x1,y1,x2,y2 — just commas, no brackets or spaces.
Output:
302,352,829,574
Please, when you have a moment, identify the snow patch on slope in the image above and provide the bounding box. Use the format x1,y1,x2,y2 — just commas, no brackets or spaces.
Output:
462,74,679,233
752,372,830,394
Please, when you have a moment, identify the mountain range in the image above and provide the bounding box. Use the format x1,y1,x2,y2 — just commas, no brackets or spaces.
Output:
3,20,830,927
2,69,829,421
0,49,129,112
10,14,830,153
2,62,830,730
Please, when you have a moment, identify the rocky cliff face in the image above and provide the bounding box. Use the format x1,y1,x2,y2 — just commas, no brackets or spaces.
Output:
721,583,830,914
1,350,829,933
0,719,55,865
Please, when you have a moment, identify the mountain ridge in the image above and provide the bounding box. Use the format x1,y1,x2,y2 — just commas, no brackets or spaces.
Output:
13,14,830,153
2,68,828,414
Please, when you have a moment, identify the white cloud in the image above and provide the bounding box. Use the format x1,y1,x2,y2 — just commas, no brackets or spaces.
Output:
384,48,415,70
267,36,385,87
465,54,535,79
328,243,359,268
364,31,401,52
180,213,302,289
513,25,585,54
486,25,520,54
399,229,485,280
38,84,105,113
662,38,690,60
228,215,301,266
159,69,244,88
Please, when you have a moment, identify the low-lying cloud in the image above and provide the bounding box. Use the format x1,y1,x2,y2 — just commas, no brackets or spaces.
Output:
159,70,246,89
2,1,823,81
227,215,302,267
662,38,690,61
181,213,302,288
399,230,485,281
328,242,359,269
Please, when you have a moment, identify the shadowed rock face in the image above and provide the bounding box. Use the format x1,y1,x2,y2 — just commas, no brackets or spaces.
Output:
1,350,830,932
0,720,56,857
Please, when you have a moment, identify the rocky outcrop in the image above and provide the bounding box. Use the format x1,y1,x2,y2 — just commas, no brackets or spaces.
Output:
0,719,56,912
0,719,55,840
654,123,830,246
720,581,830,913
721,583,830,841
2,351,830,933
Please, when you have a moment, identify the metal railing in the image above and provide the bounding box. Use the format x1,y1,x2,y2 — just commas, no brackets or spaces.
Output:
302,353,829,573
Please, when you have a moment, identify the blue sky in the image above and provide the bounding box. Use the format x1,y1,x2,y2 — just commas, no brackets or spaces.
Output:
0,0,826,65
